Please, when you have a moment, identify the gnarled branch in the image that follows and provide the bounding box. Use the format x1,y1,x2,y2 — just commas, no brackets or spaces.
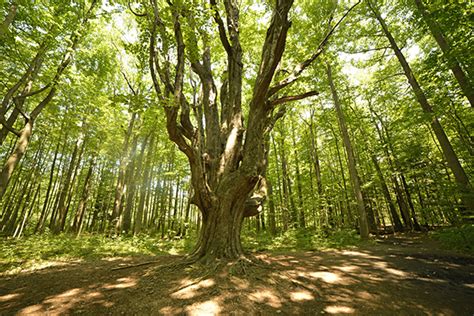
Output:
270,90,319,106
268,0,361,97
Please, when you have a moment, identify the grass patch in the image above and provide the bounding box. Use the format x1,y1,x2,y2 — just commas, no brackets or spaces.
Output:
242,228,364,252
430,225,474,254
0,233,195,274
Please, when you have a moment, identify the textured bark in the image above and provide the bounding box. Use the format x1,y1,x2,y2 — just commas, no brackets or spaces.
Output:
72,158,95,235
53,136,83,233
134,133,155,235
0,2,17,37
35,139,60,233
326,64,369,239
330,125,352,224
414,0,473,107
369,0,473,217
0,1,97,201
147,0,325,260
308,113,324,217
121,134,139,234
278,130,298,226
292,123,305,228
0,121,33,200
111,112,137,232
371,154,403,231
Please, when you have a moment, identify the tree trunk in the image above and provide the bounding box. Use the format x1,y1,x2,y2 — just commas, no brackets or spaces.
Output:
371,154,403,231
413,0,473,107
0,120,33,200
278,130,298,227
134,133,155,235
267,178,277,236
35,138,60,233
72,158,95,235
0,2,17,37
148,0,299,261
369,0,473,217
190,194,246,262
308,112,325,221
111,112,137,233
291,123,305,228
121,134,139,234
53,135,83,233
326,64,369,239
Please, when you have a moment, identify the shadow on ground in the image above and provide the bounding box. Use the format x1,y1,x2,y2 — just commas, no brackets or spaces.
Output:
1,234,473,315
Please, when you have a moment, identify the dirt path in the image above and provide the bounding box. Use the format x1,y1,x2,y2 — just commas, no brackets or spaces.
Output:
1,233,473,315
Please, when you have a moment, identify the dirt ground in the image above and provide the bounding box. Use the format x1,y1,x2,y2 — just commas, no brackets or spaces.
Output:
1,232,473,315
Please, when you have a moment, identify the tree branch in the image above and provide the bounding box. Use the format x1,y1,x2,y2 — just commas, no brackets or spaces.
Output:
270,90,319,106
128,1,147,17
16,83,51,98
268,0,361,98
121,70,137,95
209,0,232,56
0,115,20,137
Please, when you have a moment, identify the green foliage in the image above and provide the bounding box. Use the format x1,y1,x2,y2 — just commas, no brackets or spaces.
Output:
242,228,363,252
431,225,474,254
0,233,194,275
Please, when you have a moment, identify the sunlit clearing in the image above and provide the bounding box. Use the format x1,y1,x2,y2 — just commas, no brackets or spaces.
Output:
0,293,21,302
54,288,82,298
324,305,355,314
290,290,314,302
102,277,137,289
18,304,43,315
249,288,282,308
373,261,407,277
230,276,250,289
186,299,220,316
334,265,360,272
341,250,379,259
160,306,183,315
308,271,341,284
171,279,215,299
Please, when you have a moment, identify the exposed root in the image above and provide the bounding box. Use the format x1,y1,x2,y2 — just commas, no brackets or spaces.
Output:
111,253,269,276
112,256,197,272
111,260,161,271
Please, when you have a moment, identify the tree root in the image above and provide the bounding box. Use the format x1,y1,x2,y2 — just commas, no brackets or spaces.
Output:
111,256,197,272
111,260,161,271
111,253,268,275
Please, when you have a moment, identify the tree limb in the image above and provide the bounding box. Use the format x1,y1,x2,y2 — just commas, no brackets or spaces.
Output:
128,1,147,17
270,90,319,106
0,114,21,136
209,0,232,56
16,83,51,98
268,0,361,98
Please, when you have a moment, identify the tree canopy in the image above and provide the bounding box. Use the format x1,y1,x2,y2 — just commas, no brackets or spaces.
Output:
0,0,472,261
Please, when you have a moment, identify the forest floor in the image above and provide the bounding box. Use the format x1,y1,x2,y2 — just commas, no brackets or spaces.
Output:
1,232,473,315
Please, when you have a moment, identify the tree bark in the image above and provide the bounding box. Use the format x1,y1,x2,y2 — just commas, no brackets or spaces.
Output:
0,2,17,37
326,64,369,239
148,0,307,261
72,158,95,235
371,154,403,231
369,0,473,218
53,135,83,233
111,112,137,232
413,0,473,107
134,133,155,235
0,121,32,200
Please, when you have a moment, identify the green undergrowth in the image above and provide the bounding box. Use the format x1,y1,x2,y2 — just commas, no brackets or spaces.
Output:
0,233,195,274
430,225,474,254
1,228,366,275
242,228,365,252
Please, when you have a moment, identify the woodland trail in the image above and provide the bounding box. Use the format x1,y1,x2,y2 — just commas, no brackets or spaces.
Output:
1,232,473,315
